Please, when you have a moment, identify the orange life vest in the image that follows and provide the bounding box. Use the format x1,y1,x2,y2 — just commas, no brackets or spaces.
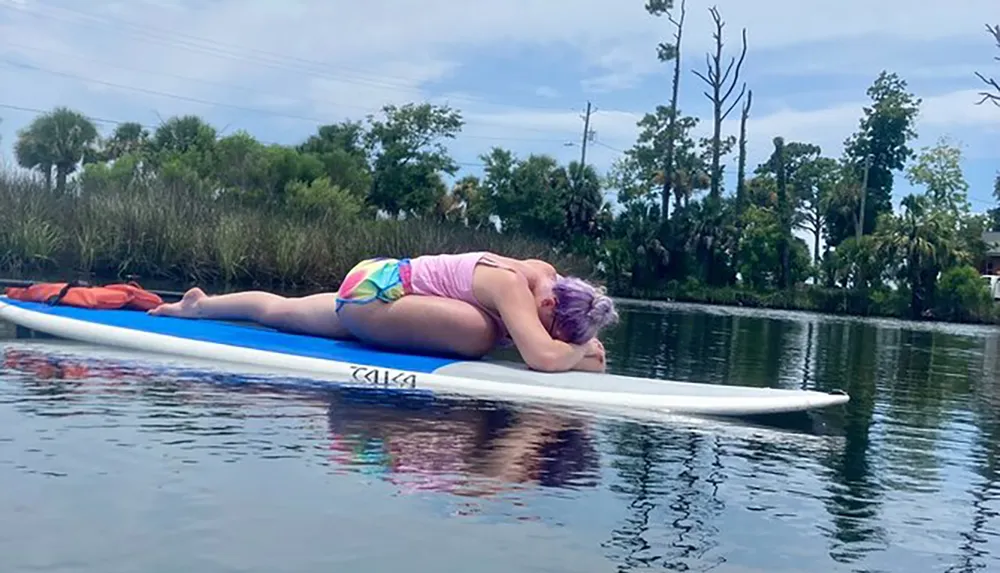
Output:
4,280,164,311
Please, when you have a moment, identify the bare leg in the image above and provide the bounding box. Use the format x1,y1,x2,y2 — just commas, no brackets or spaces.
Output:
149,288,351,339
336,295,499,359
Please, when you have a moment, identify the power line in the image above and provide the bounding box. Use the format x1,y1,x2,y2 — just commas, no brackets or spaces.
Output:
5,41,376,112
3,1,579,119
3,3,447,95
0,103,127,127
20,3,463,97
0,59,569,144
4,40,589,140
2,3,639,154
592,139,625,154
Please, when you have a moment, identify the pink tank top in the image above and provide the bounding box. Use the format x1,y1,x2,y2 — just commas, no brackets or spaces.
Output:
408,252,514,346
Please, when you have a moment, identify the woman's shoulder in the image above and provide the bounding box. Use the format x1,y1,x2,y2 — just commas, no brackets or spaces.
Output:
475,254,556,292
522,258,557,279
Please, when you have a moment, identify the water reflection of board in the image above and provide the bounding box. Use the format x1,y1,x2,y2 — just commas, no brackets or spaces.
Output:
0,296,850,416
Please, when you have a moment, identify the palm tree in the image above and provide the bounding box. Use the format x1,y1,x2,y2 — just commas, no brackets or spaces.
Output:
99,122,149,162
875,194,965,317
15,107,99,193
13,130,53,190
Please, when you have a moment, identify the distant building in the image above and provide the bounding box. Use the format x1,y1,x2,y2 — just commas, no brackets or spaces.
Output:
984,232,1000,275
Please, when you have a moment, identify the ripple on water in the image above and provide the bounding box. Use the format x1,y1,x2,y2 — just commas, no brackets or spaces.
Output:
5,303,1000,572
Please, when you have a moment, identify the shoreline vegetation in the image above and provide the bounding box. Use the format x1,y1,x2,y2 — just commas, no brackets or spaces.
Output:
2,10,1000,326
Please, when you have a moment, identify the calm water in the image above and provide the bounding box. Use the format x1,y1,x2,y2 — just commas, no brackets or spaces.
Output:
3,301,1000,572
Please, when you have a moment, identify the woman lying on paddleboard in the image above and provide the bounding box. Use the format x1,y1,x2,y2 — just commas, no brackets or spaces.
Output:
149,251,618,373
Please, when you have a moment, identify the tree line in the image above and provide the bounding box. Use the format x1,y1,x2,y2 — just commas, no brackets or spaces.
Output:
2,4,999,324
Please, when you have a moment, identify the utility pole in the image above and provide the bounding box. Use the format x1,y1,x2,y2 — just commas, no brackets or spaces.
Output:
580,101,595,166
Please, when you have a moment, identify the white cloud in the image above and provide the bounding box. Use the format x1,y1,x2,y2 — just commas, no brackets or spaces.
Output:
730,89,1000,166
535,86,559,99
0,0,997,189
461,86,1000,167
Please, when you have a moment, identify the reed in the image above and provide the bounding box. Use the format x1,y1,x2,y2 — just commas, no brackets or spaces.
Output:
0,168,591,294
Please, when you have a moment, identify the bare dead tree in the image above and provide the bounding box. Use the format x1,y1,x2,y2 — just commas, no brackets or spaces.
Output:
975,23,1000,106
692,6,747,200
735,89,752,215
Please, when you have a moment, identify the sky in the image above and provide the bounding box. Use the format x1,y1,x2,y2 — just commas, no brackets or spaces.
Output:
0,0,999,216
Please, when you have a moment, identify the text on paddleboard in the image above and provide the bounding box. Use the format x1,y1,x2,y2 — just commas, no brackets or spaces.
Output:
349,366,418,388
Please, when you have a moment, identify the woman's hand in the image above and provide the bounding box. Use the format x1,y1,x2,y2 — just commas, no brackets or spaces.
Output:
585,338,605,358
571,338,606,372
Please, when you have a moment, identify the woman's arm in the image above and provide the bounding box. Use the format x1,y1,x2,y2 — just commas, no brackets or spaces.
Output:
477,267,588,372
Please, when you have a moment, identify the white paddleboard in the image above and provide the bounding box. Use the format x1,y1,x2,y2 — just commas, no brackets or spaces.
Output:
0,296,849,416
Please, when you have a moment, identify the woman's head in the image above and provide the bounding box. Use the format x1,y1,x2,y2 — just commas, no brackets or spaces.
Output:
538,275,619,344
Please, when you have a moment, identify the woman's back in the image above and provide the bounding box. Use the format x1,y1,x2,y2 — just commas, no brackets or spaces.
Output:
408,251,489,305
408,251,550,346
410,252,553,300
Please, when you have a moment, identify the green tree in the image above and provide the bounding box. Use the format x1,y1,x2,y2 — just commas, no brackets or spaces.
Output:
76,151,150,196
477,148,607,253
484,150,567,239
149,115,217,157
826,234,889,292
261,145,326,204
736,205,781,289
626,108,707,213
563,161,611,255
96,122,150,162
213,130,271,195
934,265,994,322
14,106,99,193
736,204,810,290
435,175,493,229
865,138,974,317
603,106,709,286
602,154,669,288
987,174,1000,231
364,103,463,218
874,194,967,318
755,138,821,288
675,197,739,287
297,121,372,199
14,130,53,190
794,156,840,268
146,115,219,183
285,176,364,223
828,71,922,245
904,136,969,214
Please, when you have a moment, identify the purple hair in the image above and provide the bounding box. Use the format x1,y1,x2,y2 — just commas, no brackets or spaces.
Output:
551,276,619,344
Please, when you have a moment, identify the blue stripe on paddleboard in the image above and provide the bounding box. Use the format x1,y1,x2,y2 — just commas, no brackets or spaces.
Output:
0,298,463,373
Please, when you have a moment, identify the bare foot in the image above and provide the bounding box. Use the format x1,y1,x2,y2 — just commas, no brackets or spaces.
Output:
148,287,207,318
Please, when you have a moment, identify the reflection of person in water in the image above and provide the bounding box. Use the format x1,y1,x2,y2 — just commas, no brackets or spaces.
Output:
3,345,600,495
326,392,600,495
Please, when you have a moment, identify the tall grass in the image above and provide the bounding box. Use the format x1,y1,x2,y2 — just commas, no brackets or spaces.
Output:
0,168,592,294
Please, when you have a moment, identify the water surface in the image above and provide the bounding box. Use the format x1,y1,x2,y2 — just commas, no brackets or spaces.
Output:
3,301,1000,572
